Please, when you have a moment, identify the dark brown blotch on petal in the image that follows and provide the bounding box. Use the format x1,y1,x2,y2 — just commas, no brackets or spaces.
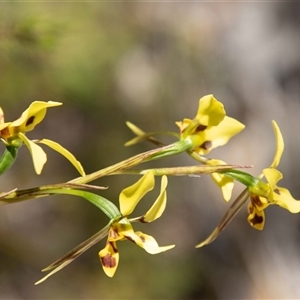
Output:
274,188,280,195
251,194,264,207
26,116,35,127
101,254,117,268
195,124,207,132
250,214,264,226
200,141,212,150
0,127,10,140
248,204,254,214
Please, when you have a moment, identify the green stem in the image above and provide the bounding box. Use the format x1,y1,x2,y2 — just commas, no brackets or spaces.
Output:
220,169,260,187
69,140,191,185
110,164,252,176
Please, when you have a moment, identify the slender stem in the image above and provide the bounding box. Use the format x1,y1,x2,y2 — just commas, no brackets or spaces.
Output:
0,140,190,204
110,165,253,176
69,140,191,184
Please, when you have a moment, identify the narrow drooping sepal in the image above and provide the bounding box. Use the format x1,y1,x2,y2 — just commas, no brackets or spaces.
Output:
35,222,111,285
37,139,85,176
196,189,250,248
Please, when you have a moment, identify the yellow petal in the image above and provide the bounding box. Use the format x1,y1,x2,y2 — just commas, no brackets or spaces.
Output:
196,95,225,127
206,159,234,202
263,168,283,191
37,139,85,176
143,175,168,222
134,231,175,254
11,101,62,132
272,187,300,213
175,119,192,134
0,122,12,141
119,171,155,216
247,201,265,230
269,120,284,169
197,116,245,155
0,107,5,124
211,173,234,202
110,218,135,242
18,132,47,174
98,241,119,277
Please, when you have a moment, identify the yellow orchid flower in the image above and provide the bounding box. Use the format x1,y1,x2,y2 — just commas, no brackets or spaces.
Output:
176,95,245,155
35,171,173,284
0,101,85,176
196,120,300,247
125,95,245,202
99,171,174,277
247,121,300,229
177,95,244,201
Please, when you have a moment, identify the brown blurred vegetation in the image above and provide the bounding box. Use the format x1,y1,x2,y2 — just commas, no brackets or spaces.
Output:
1,2,300,299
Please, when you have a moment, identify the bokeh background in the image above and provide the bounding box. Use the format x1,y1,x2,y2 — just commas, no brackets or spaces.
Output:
1,2,300,299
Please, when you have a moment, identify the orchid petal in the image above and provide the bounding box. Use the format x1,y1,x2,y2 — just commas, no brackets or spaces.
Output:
175,119,192,134
134,231,175,254
272,187,300,213
143,175,168,222
110,218,136,242
119,171,155,216
37,139,85,176
211,173,234,202
98,241,119,277
196,95,225,127
269,120,284,169
11,101,62,132
197,116,245,155
0,107,5,124
247,201,265,230
206,159,234,202
18,132,47,174
263,168,283,191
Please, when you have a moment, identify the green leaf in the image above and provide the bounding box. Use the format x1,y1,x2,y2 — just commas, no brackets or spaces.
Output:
0,145,20,176
43,188,121,219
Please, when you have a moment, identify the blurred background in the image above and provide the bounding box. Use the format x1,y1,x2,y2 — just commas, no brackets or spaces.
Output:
0,2,300,299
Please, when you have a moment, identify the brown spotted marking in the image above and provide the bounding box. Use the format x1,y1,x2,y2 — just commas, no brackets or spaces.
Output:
200,141,212,150
250,214,264,226
101,254,117,268
274,188,280,195
0,127,10,140
248,204,254,214
195,124,207,132
251,194,264,207
26,116,35,127
139,235,146,242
